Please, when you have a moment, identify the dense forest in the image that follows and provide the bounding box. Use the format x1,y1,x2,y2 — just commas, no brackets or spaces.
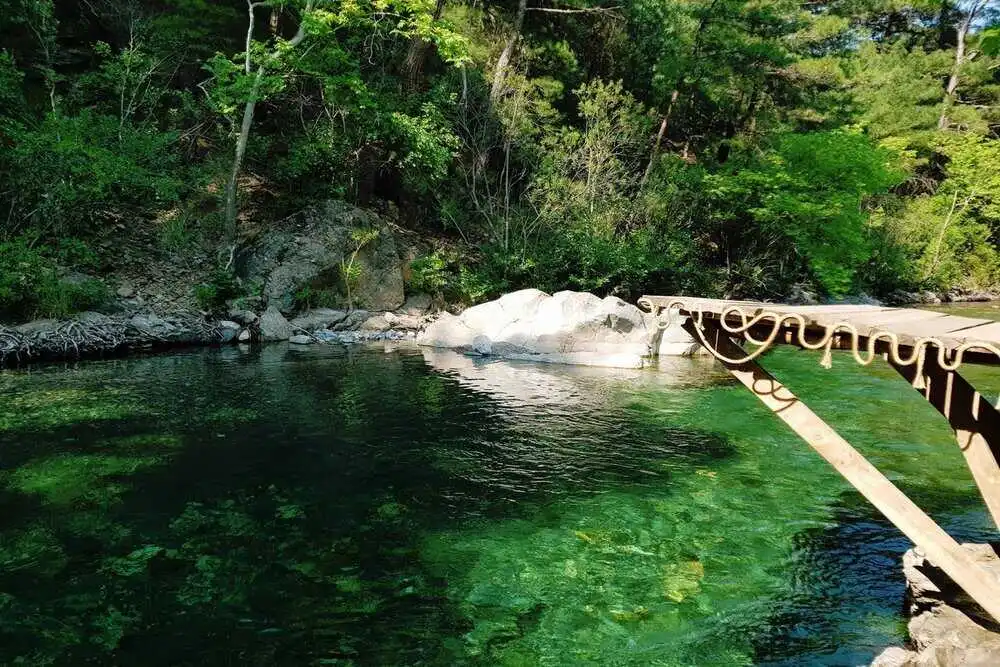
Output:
1,0,1000,318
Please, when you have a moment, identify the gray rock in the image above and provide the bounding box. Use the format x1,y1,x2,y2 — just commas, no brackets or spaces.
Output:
471,335,492,356
217,320,241,343
75,311,110,325
238,329,252,343
116,283,136,299
787,283,819,305
875,544,1000,667
290,308,348,332
870,646,916,667
15,319,60,334
289,334,314,345
258,306,293,342
129,313,178,338
228,309,258,326
385,312,424,330
400,293,433,316
332,309,370,331
237,201,405,314
359,313,392,332
908,605,1000,665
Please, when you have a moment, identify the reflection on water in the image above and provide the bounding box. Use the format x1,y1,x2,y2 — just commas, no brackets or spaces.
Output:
0,343,994,665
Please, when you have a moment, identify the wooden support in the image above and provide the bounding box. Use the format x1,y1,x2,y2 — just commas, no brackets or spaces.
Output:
889,353,1000,531
684,319,1000,622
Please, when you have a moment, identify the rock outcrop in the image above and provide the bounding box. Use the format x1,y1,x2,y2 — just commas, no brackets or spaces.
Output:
871,544,1000,667
417,289,698,368
237,200,405,314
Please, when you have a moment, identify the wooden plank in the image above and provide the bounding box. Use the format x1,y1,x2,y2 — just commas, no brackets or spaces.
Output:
889,355,1000,531
686,318,1000,622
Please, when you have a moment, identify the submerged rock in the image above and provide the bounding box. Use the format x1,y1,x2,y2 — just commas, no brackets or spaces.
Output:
417,289,697,368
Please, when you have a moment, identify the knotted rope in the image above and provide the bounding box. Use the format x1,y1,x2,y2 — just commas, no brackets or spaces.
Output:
639,298,1000,391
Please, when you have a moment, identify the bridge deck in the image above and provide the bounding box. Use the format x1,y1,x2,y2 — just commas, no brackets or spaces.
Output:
640,296,1000,364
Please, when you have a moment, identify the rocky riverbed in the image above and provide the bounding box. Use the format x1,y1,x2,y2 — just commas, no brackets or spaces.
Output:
872,544,1000,667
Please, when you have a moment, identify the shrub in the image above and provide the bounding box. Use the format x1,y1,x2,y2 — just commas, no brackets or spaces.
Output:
194,268,240,312
0,237,108,320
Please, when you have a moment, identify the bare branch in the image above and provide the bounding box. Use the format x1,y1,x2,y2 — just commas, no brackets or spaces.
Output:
526,5,622,14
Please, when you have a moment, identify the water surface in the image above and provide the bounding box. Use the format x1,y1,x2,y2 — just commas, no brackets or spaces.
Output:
0,337,995,666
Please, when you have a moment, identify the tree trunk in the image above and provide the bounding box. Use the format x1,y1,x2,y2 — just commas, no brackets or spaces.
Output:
490,0,528,102
222,0,313,243
938,0,986,130
640,88,679,185
224,67,264,241
639,0,719,185
402,0,446,92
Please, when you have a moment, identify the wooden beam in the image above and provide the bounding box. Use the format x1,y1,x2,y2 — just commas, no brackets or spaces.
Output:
889,354,1000,531
685,319,1000,622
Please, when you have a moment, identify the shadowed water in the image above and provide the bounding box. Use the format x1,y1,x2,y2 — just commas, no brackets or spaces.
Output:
0,339,995,666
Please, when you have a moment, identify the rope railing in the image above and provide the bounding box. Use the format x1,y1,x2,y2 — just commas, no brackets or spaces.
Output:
638,297,1000,388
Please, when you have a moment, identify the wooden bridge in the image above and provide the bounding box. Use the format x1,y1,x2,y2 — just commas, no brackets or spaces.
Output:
638,296,1000,623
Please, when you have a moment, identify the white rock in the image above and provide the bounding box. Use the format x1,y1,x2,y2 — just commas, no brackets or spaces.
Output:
289,334,313,345
416,289,697,367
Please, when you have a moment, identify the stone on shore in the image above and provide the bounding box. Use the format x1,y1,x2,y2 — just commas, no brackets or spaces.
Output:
290,308,348,332
258,306,293,342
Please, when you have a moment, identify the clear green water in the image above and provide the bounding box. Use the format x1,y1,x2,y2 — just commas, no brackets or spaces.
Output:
0,339,996,666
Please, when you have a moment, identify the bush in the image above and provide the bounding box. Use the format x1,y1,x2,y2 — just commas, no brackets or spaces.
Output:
0,238,108,320
0,110,184,238
194,268,240,313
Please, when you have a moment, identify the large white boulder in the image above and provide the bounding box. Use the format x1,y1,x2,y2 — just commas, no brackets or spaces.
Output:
417,289,697,368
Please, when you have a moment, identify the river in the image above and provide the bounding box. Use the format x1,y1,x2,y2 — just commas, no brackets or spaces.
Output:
0,308,997,665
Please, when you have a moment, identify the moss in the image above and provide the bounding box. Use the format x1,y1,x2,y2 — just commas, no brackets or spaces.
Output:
7,453,161,506
0,388,143,433
0,525,68,577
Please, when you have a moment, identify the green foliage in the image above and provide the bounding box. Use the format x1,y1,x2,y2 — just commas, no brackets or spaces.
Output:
704,131,904,296
194,268,240,312
408,253,450,294
0,238,108,319
1,111,184,237
0,0,998,313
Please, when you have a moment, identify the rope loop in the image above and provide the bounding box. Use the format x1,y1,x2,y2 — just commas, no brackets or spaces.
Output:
640,298,1000,373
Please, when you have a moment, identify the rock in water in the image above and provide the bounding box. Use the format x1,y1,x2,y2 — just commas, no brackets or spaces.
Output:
289,334,313,345
471,335,492,356
217,320,241,343
237,201,405,314
871,544,1000,667
418,289,696,367
258,306,293,341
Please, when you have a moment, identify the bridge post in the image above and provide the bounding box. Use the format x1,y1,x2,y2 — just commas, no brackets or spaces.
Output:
685,318,1000,622
889,353,1000,531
